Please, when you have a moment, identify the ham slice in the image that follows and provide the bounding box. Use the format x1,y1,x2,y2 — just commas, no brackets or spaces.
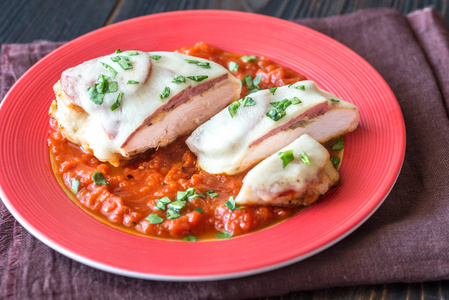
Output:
49,51,241,166
235,134,339,206
186,80,359,175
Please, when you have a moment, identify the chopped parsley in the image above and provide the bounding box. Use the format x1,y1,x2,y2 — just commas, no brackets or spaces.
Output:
278,150,294,169
183,235,197,242
188,193,206,199
167,208,181,220
228,100,241,118
215,231,233,239
92,172,109,185
295,85,305,91
87,86,105,105
171,75,186,84
155,197,172,211
241,74,262,94
158,87,170,99
126,51,139,56
241,96,256,107
115,49,122,53
146,214,163,224
223,196,245,211
299,151,311,165
331,137,344,151
205,190,218,198
176,187,195,201
228,61,239,72
71,178,80,193
193,207,204,214
330,156,341,167
187,75,208,82
241,55,257,62
110,92,124,111
291,97,302,105
111,55,133,70
184,59,211,69
150,55,161,60
88,74,118,105
269,87,277,95
330,98,340,103
127,80,139,84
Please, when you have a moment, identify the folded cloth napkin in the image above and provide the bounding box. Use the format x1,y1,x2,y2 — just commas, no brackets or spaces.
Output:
1,8,449,299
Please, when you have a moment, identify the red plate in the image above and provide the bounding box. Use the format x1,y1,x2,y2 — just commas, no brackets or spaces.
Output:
0,10,405,280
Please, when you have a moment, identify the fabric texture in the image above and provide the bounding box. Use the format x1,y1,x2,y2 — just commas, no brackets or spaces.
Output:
1,8,449,300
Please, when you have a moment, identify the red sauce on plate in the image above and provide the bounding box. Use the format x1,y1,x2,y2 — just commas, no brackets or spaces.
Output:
48,42,323,240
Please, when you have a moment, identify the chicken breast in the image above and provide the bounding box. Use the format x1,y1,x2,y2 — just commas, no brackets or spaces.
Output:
235,134,339,206
186,81,359,175
49,51,241,166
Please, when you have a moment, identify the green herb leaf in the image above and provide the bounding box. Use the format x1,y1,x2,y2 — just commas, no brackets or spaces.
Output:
228,101,241,118
96,74,110,93
158,87,170,99
223,196,244,211
271,98,292,110
92,172,109,185
105,81,118,93
242,75,253,88
101,62,118,78
189,193,206,199
229,61,239,72
331,137,344,151
127,80,139,85
184,59,211,69
126,51,139,56
295,85,305,91
187,75,208,82
241,55,257,62
176,187,195,201
253,75,262,86
71,178,80,193
266,98,292,121
278,150,294,169
150,55,161,60
115,49,122,53
215,231,233,239
330,156,341,167
171,75,186,84
111,55,133,70
87,86,105,105
168,200,186,211
269,87,277,95
266,108,286,121
155,197,172,210
183,235,197,242
193,207,204,214
205,190,218,198
291,97,302,105
241,96,256,107
110,92,124,111
167,208,181,219
146,214,164,224
288,83,295,87
330,98,340,103
299,151,311,165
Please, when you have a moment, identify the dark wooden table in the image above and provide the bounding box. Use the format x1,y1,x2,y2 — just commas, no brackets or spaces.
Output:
1,0,448,299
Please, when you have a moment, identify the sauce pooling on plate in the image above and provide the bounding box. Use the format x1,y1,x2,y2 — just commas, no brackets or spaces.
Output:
48,42,344,241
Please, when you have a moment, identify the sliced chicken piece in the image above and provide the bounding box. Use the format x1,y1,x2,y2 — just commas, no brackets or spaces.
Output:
235,134,339,206
49,51,241,166
186,81,359,175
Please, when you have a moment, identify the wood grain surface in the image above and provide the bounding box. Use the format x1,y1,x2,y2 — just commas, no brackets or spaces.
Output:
0,0,447,299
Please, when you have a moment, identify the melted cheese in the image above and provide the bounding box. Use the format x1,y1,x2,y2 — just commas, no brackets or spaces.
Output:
235,134,339,205
186,81,344,174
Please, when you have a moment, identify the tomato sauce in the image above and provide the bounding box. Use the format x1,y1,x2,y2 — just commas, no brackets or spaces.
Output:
48,42,316,240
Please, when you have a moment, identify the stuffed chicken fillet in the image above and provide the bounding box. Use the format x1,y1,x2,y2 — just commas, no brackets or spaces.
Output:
186,81,359,175
49,50,241,166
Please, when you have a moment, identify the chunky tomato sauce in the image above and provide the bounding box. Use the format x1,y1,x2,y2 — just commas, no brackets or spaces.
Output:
48,42,312,240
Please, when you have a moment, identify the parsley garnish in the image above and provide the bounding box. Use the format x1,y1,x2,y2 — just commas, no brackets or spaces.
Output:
330,156,341,167
87,86,105,105
330,98,340,103
71,178,80,193
167,209,181,220
295,85,305,91
291,97,302,104
187,75,208,82
115,49,122,53
266,98,292,121
299,151,311,165
228,101,241,118
269,87,277,95
100,62,118,78
331,137,344,151
110,92,123,111
241,55,257,62
241,96,256,107
205,190,218,198
146,214,163,224
158,87,170,99
278,150,294,169
127,80,139,84
126,51,139,56
223,196,245,211
241,74,262,95
193,207,204,214
215,232,233,239
150,55,161,60
171,75,186,84
111,55,133,70
92,172,109,185
229,61,239,72
155,197,171,211
183,235,197,242
184,59,211,69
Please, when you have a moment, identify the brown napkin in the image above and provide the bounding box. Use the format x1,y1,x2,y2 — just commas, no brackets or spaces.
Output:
1,8,449,299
